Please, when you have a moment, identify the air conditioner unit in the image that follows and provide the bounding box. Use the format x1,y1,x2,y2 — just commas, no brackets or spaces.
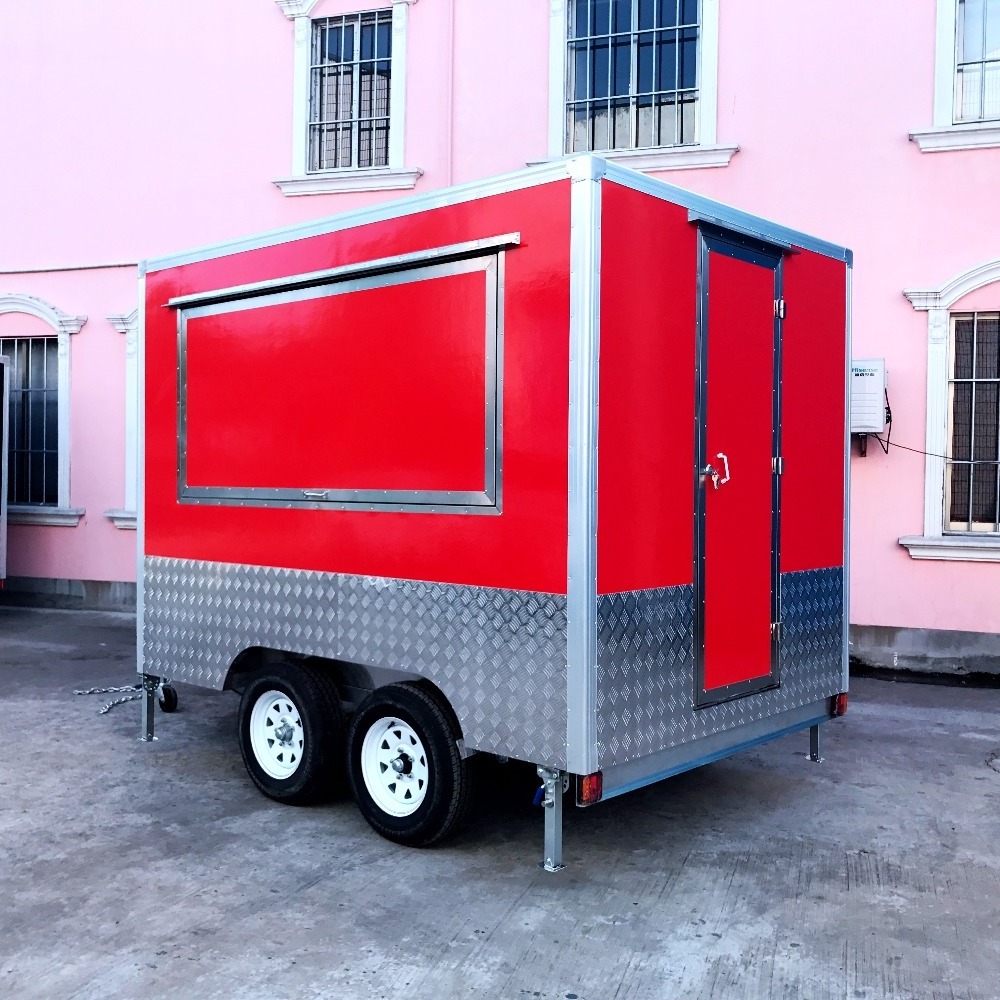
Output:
850,358,888,434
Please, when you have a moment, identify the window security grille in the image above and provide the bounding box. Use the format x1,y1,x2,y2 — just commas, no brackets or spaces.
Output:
956,0,1000,122
310,11,392,172
566,0,699,154
0,337,58,506
948,312,1000,532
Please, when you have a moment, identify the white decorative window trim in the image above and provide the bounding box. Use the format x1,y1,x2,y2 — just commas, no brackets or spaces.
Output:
276,0,421,196
274,0,321,16
912,0,1000,151
898,534,1000,561
274,166,422,195
103,508,137,530
107,307,138,530
546,0,728,163
910,122,1000,152
528,145,738,173
7,505,85,527
0,293,86,513
901,257,1000,559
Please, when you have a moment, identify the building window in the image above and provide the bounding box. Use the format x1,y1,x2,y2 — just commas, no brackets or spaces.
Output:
956,0,1000,122
566,0,700,153
1,337,58,506
947,312,1000,531
273,0,421,196
309,11,393,172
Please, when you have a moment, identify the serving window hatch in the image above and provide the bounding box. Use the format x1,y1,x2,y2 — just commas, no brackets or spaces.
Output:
172,238,513,514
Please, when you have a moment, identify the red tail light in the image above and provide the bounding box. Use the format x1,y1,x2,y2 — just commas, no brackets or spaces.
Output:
577,771,603,806
832,692,848,717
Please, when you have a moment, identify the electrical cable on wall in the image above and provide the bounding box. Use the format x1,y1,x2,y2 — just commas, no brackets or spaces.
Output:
871,388,996,463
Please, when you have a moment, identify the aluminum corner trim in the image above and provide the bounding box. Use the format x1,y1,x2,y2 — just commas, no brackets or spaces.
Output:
842,263,853,692
565,160,601,775
136,270,147,676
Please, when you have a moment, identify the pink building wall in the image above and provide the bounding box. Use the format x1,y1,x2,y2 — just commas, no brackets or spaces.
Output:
1,0,998,641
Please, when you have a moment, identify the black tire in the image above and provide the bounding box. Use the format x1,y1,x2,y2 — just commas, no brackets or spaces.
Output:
237,664,344,805
347,682,475,847
158,685,178,713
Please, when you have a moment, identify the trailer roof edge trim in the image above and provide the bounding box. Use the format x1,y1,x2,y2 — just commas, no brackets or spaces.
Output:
145,160,575,273
602,161,852,264
145,155,850,273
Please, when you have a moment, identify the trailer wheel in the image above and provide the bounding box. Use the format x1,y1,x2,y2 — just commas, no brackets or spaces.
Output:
238,665,342,805
158,684,178,713
348,683,474,847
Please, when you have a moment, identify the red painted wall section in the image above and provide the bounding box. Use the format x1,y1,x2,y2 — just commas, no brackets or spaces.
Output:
145,181,572,594
597,181,697,595
779,250,848,573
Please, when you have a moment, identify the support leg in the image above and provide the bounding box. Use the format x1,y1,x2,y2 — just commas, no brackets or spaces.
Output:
537,766,565,872
809,724,823,763
140,674,159,742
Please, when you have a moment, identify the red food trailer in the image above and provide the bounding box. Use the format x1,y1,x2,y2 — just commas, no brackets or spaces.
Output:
138,156,851,870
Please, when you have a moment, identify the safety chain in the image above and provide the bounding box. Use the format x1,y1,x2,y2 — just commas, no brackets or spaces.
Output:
74,683,142,715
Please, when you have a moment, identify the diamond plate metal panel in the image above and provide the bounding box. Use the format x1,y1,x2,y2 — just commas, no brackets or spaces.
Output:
143,557,568,768
596,568,843,768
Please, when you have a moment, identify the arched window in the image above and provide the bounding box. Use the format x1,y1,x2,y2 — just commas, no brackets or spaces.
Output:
901,260,1000,559
0,293,85,525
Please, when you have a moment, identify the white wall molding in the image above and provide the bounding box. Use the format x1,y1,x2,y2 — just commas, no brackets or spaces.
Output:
546,0,725,159
899,534,1000,561
103,508,137,530
107,307,139,528
904,259,1000,311
0,293,86,336
531,145,738,173
931,0,959,127
274,0,321,19
8,505,85,527
274,166,422,195
910,122,1000,152
901,259,1000,558
912,0,1000,151
0,293,85,513
280,0,419,196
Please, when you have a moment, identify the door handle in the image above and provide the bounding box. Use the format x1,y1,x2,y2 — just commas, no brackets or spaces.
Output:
716,452,730,486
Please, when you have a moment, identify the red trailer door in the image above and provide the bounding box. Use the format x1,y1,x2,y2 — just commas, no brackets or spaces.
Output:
695,228,783,705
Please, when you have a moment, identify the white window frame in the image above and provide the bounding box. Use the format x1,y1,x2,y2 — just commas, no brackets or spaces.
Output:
0,293,86,526
910,0,1000,152
900,259,1000,560
105,308,138,530
545,0,737,171
273,0,423,195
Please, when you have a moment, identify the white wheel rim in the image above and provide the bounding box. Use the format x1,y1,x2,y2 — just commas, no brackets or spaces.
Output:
360,716,429,818
249,690,305,780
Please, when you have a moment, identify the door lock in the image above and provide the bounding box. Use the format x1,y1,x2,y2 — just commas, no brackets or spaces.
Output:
701,453,731,490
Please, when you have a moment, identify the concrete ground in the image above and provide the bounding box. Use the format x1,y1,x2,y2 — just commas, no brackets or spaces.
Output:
1,608,998,1000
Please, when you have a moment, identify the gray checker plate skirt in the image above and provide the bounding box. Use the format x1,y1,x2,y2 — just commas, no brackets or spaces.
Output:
596,567,843,768
143,557,569,768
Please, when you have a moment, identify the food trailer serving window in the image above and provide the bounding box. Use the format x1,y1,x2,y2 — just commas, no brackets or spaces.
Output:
171,236,514,514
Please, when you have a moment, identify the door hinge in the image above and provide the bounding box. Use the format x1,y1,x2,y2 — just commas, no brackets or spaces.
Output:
775,298,786,319
773,456,784,474
771,621,783,642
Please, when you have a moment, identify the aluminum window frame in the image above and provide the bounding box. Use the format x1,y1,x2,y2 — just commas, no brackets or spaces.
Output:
955,0,1000,123
564,0,702,154
174,243,508,515
308,9,394,172
0,335,60,508
945,310,1000,532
